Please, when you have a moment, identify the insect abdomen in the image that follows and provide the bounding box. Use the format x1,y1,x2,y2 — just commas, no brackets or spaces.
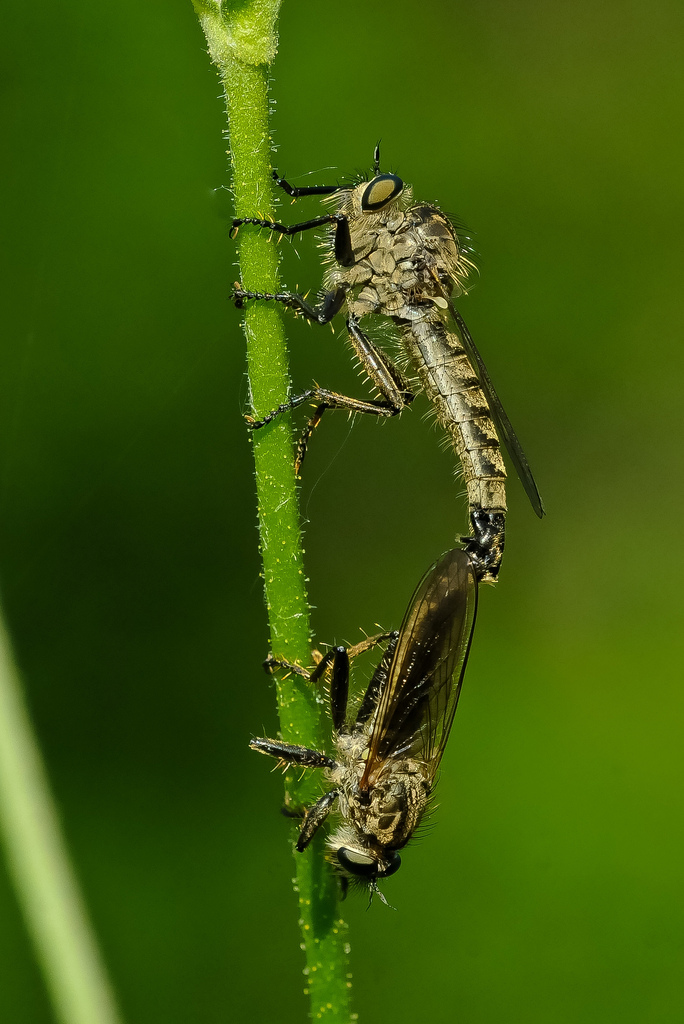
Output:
404,317,507,513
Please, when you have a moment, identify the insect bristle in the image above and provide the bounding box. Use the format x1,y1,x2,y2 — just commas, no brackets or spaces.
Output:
421,403,441,429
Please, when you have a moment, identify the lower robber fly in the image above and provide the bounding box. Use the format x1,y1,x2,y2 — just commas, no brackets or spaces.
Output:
250,547,478,901
232,146,544,583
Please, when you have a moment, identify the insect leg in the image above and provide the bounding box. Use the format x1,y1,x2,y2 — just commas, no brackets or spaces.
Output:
232,211,353,267
234,296,414,468
293,316,416,469
231,212,339,236
296,790,340,852
310,646,350,734
249,388,400,427
249,737,338,771
280,804,306,819
272,170,340,197
279,787,339,838
265,632,397,738
354,631,400,726
265,632,394,682
263,654,312,680
346,316,414,406
344,631,396,660
324,629,400,732
293,393,402,473
232,284,348,324
295,646,349,734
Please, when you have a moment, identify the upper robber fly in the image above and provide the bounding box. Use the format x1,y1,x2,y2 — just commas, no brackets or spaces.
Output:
250,547,478,902
232,146,544,583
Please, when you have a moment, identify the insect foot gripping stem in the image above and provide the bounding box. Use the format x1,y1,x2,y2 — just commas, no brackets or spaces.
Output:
462,510,506,584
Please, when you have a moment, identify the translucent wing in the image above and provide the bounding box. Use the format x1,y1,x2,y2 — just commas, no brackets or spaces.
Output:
448,300,545,519
360,548,478,789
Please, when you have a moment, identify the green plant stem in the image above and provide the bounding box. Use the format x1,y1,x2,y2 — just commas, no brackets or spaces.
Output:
192,3,353,1020
0,603,124,1024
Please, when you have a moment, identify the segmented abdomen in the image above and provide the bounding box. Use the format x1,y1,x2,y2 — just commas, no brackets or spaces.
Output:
403,317,507,514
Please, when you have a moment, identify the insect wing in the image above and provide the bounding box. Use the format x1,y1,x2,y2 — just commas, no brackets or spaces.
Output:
361,549,478,788
448,301,545,518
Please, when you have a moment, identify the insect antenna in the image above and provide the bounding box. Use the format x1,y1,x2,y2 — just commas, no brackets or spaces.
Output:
373,142,381,175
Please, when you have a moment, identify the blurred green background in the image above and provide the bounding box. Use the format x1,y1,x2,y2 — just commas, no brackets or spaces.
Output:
2,0,683,1021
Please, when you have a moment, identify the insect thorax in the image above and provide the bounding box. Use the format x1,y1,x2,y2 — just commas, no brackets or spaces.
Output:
324,185,471,320
333,753,431,852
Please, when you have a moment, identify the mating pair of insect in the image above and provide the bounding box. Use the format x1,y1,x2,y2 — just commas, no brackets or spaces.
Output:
234,146,543,899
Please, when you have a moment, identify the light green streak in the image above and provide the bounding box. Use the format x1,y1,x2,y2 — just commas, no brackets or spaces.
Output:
0,606,124,1024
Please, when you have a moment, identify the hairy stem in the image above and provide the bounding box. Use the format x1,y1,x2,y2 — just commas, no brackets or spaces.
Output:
191,3,353,1019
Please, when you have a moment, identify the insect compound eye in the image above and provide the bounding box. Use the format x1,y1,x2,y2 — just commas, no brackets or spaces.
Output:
337,847,380,878
379,851,401,878
361,174,403,212
336,847,402,878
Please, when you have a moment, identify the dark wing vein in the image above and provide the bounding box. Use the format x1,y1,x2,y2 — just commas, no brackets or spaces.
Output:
448,301,545,518
363,549,478,784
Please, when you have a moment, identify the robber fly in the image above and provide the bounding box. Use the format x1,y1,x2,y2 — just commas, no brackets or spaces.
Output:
250,547,478,900
232,146,544,583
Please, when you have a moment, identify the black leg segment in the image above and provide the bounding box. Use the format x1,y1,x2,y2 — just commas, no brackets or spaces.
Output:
329,648,350,734
249,737,338,771
272,169,340,198
232,211,354,268
296,790,340,851
232,285,348,325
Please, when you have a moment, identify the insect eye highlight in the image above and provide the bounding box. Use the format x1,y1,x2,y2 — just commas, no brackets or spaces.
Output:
337,848,379,877
361,174,403,212
337,847,402,878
